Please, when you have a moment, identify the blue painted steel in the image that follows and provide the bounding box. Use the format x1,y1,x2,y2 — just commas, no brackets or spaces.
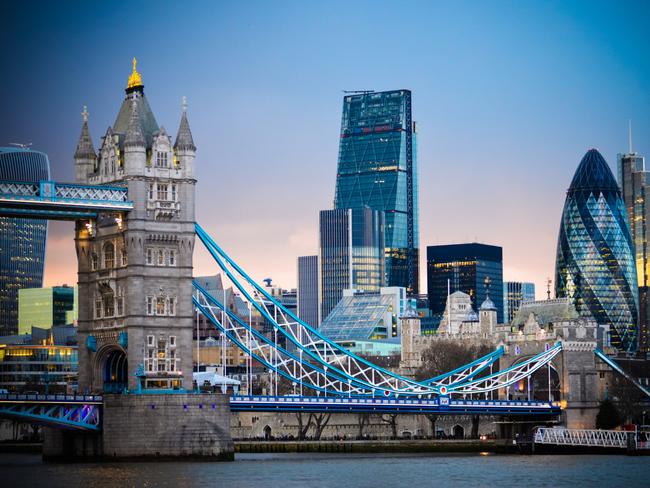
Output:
594,348,650,398
0,394,102,431
86,335,97,352
229,395,562,416
422,347,504,385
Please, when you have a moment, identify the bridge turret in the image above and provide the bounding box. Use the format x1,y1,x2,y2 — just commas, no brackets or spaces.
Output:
123,99,146,176
74,106,96,183
174,97,196,179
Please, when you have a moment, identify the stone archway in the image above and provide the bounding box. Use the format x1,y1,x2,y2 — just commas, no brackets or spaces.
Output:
94,346,128,394
452,424,464,439
263,425,272,441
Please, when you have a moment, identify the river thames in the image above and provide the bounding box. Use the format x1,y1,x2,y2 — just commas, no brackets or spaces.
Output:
2,452,649,487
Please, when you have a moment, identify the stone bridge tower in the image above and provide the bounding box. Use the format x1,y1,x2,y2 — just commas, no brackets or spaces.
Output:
74,59,196,393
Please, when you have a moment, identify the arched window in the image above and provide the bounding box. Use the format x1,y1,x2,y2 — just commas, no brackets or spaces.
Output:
103,291,115,317
103,242,115,269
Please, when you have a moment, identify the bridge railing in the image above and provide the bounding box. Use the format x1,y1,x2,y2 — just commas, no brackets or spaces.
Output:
0,393,103,403
534,427,632,448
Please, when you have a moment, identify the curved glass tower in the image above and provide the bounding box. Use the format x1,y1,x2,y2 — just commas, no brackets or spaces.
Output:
555,148,639,351
0,148,50,336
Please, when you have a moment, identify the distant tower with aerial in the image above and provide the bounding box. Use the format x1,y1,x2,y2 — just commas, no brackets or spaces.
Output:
75,58,197,392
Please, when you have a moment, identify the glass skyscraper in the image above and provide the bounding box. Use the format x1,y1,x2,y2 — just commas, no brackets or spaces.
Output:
0,147,50,336
426,243,504,323
503,281,536,324
334,90,419,294
18,286,76,335
319,207,385,322
556,148,639,352
617,144,649,353
297,255,319,327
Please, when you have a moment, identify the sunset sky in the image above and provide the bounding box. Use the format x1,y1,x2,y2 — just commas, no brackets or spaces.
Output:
2,1,649,298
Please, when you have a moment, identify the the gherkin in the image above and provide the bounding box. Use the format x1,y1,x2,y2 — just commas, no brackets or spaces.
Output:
555,148,639,352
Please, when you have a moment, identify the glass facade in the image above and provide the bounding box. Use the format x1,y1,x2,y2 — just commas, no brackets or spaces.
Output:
0,345,78,393
297,255,319,327
503,281,536,324
0,148,50,336
334,90,419,294
556,149,639,352
18,286,76,335
319,208,385,322
617,150,649,352
426,243,504,323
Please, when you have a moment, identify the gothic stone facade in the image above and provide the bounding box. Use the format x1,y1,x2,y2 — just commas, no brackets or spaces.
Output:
74,65,196,392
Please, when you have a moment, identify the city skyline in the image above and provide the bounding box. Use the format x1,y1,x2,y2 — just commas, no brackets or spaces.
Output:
2,1,649,297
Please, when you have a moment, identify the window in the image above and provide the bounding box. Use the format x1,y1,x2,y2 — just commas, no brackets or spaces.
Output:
103,242,115,269
156,296,166,315
91,253,99,271
157,249,165,266
120,248,127,266
157,184,168,200
169,249,176,266
168,297,176,316
148,183,154,200
146,296,154,315
170,336,176,347
103,293,115,317
95,298,102,319
146,248,153,265
116,296,124,316
147,335,155,347
156,151,168,168
171,184,177,201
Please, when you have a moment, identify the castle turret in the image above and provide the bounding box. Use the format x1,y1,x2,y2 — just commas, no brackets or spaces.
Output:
123,99,146,175
399,303,422,374
479,294,498,337
74,106,96,183
174,97,196,179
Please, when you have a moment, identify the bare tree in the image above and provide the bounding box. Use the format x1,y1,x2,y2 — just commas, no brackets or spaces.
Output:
415,341,492,382
312,413,332,440
295,412,314,440
357,412,371,439
381,413,399,439
424,413,438,438
610,374,645,424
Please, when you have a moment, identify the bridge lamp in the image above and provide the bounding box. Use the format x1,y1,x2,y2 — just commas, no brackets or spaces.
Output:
84,221,94,237
115,216,123,230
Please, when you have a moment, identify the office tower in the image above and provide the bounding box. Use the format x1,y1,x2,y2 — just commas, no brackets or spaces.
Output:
426,243,504,323
18,285,76,334
0,147,50,336
297,255,319,327
617,128,649,352
318,207,385,322
503,281,536,324
556,148,638,352
334,90,419,294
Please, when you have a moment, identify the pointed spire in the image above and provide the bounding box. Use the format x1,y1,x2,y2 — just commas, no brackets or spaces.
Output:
628,119,634,154
124,99,145,148
74,105,96,159
174,96,196,151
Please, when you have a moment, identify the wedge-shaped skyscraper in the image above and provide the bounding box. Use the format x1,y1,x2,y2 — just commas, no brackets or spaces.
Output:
555,149,639,351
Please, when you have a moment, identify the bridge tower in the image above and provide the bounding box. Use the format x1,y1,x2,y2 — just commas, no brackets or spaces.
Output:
75,59,196,393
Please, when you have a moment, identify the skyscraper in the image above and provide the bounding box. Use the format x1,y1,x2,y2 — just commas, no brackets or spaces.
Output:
556,148,639,352
503,281,536,324
426,243,504,323
297,255,319,327
18,285,76,334
0,147,50,336
319,207,385,322
334,90,419,294
617,129,649,353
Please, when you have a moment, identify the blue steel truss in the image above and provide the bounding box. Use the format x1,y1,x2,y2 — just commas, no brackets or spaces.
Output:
0,180,133,220
0,394,102,431
193,223,561,398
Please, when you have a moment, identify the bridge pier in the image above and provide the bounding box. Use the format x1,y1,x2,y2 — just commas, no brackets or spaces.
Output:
43,393,233,461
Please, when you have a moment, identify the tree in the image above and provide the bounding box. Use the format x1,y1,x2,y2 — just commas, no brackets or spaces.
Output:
596,399,621,430
312,413,332,440
357,413,371,439
295,412,314,440
470,415,480,439
415,341,492,382
424,413,438,438
381,413,399,439
609,374,644,425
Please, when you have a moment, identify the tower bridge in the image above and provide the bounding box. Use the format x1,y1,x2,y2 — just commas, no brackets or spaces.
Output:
0,60,647,460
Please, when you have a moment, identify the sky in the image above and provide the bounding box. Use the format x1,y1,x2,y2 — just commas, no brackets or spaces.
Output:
1,0,649,298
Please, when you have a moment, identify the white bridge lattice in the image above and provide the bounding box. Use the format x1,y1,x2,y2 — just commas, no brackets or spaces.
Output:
534,427,638,448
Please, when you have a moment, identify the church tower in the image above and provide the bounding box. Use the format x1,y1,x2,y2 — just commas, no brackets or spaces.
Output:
75,59,196,392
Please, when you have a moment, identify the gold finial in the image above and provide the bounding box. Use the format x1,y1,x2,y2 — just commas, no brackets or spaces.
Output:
127,57,143,89
81,105,89,123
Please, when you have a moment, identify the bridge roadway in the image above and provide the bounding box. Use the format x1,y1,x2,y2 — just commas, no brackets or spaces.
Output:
0,393,560,432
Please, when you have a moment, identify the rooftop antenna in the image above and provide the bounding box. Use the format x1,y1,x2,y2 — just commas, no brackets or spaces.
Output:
546,277,552,300
342,90,375,94
628,119,633,154
8,142,32,150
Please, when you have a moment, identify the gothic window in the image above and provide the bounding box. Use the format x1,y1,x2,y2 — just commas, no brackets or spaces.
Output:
168,297,176,316
120,248,127,266
156,151,169,168
116,295,124,316
103,291,115,317
171,184,177,201
146,296,154,315
169,336,176,347
147,335,155,347
157,184,168,200
95,298,102,319
157,249,165,266
168,249,176,266
91,253,99,271
156,296,166,315
146,248,153,265
103,242,115,269
148,183,154,200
